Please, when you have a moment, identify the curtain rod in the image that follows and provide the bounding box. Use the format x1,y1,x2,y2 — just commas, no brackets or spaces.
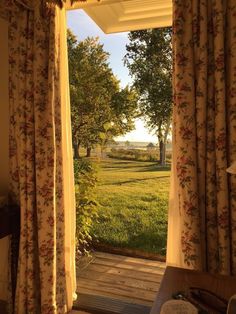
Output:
15,0,34,11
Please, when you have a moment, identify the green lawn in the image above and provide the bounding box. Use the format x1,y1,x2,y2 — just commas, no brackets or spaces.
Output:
91,158,170,256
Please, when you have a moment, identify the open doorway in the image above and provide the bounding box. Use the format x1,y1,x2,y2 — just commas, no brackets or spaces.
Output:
67,8,172,314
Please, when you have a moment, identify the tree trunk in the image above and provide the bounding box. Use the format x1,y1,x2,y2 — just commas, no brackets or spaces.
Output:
157,126,165,166
73,143,80,159
159,140,166,166
86,147,91,157
101,146,104,158
163,119,171,165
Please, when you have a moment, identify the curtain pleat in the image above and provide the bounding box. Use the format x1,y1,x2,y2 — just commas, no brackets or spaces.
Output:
167,0,236,275
7,1,76,313
59,8,77,308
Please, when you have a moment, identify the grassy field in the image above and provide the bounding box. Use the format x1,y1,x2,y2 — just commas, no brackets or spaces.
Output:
91,158,170,256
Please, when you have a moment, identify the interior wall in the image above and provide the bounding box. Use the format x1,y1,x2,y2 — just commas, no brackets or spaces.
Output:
0,16,10,301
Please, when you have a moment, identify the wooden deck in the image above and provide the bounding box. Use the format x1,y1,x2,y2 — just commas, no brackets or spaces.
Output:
74,251,166,314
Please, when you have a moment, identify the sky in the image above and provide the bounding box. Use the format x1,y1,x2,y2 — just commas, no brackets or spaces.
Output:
66,10,157,143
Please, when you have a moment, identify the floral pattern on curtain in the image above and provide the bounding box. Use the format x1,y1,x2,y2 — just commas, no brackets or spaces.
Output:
5,0,76,313
168,0,236,275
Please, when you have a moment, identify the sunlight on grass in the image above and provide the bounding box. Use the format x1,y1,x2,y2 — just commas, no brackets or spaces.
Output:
91,158,170,255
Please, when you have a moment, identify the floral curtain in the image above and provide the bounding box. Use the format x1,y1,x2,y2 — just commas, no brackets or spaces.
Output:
167,0,236,275
0,7,10,304
5,0,76,312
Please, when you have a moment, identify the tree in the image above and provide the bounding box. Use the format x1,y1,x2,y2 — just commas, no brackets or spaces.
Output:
124,28,172,165
125,140,130,148
67,30,138,158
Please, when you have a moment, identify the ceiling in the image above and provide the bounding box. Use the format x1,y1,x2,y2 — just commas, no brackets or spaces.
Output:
66,0,172,34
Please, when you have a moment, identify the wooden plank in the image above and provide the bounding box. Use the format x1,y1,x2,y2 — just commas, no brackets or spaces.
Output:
74,293,151,314
77,256,96,275
92,258,165,275
78,269,160,292
77,287,152,307
94,252,166,268
77,278,156,304
77,280,155,303
79,263,164,283
76,252,165,312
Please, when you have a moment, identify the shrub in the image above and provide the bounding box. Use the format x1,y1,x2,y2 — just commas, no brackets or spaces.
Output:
107,148,172,164
74,159,98,255
107,148,159,162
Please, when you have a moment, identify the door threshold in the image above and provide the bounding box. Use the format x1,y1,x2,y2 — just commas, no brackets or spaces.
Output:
73,293,151,314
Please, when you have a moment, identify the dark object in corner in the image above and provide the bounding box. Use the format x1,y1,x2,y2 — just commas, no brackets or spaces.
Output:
0,204,20,310
0,204,20,239
0,300,8,314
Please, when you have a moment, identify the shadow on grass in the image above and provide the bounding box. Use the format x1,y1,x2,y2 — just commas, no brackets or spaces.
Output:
137,164,171,172
106,176,170,186
128,232,167,256
99,229,167,256
101,162,171,173
102,164,144,171
102,161,151,170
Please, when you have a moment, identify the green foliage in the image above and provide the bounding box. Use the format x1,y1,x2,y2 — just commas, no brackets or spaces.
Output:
107,148,172,164
67,30,138,156
92,159,170,255
147,142,155,148
124,28,173,165
74,159,98,255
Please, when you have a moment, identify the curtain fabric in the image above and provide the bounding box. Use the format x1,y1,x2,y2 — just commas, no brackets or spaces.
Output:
0,8,10,303
167,0,236,275
7,0,76,312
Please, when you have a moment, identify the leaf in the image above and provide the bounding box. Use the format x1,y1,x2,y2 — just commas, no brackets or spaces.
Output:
99,132,106,140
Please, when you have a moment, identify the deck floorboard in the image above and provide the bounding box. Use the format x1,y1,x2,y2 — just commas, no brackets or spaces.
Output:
76,251,166,312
